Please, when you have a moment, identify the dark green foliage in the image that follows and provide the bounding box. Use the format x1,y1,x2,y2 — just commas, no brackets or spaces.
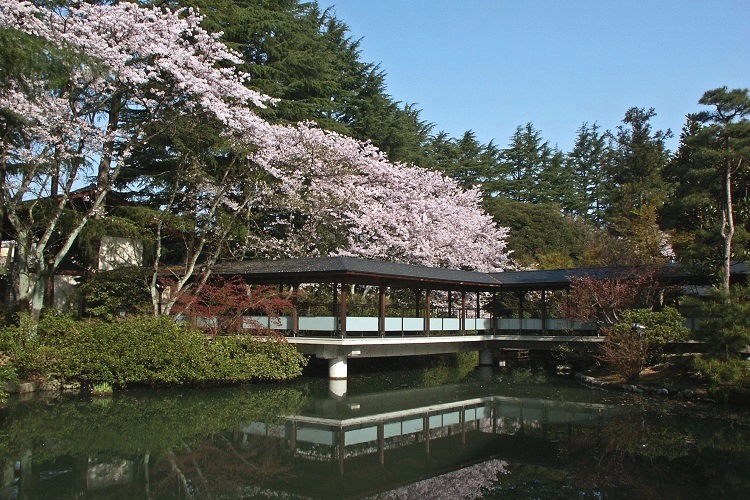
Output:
697,288,750,358
76,207,155,263
694,357,750,392
3,313,307,387
608,108,672,216
169,0,433,165
78,267,152,319
424,130,499,190
483,197,591,268
606,108,673,263
689,288,750,400
662,89,750,286
493,123,563,204
0,322,17,400
566,122,613,223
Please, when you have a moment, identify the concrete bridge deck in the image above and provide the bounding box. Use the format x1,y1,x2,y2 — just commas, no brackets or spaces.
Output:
286,333,603,379
288,334,603,359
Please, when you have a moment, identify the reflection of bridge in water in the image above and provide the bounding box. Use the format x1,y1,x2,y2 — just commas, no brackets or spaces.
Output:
239,376,617,495
2,375,621,499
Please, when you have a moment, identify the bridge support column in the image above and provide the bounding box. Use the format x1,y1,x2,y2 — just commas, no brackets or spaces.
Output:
378,286,386,337
479,348,494,367
329,355,348,380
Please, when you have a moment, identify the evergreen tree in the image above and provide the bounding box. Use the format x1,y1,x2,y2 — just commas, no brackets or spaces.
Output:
494,123,553,203
167,0,433,164
536,147,575,209
663,88,750,294
566,122,612,223
423,131,458,172
423,130,502,193
662,115,725,273
697,87,750,297
482,197,631,268
606,108,673,262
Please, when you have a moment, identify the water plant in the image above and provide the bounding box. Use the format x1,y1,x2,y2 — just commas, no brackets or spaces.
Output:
91,382,113,397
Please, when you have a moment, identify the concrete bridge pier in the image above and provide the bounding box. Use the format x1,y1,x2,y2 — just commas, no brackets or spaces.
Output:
329,356,348,380
479,348,494,367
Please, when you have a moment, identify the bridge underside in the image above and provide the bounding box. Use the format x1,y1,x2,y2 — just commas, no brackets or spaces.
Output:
288,334,603,379
288,334,603,359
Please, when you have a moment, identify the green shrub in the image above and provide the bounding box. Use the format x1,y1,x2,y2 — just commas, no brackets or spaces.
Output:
600,307,690,382
207,336,308,382
6,314,307,388
690,290,750,401
611,307,690,364
694,356,750,388
78,267,152,319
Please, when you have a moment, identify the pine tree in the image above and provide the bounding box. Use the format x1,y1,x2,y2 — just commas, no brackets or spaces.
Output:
663,88,750,295
566,122,612,223
606,108,673,262
496,123,554,203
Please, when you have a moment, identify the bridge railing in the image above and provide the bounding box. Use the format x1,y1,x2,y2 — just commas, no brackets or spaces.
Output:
239,315,598,336
231,312,705,336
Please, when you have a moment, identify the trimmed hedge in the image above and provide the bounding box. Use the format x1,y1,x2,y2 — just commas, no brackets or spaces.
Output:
3,312,307,387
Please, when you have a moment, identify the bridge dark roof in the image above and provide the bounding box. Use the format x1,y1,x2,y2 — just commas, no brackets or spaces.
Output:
489,267,618,290
212,256,501,290
200,257,748,292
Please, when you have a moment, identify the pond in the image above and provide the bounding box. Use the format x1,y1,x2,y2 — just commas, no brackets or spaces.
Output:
1,363,749,499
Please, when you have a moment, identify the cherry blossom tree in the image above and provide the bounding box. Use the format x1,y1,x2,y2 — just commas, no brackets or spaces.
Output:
0,0,273,319
1,1,512,322
245,122,512,272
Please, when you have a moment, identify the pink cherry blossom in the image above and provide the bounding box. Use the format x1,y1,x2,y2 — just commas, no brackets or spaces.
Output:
0,0,511,319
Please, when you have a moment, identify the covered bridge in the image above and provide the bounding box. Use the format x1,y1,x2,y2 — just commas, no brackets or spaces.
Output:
196,257,747,379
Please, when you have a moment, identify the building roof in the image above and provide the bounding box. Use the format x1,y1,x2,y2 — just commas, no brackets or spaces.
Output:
186,257,749,292
489,267,623,291
212,256,501,290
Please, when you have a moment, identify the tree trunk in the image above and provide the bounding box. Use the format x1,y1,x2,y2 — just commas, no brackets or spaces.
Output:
720,145,735,303
10,229,31,314
97,92,122,191
29,270,47,321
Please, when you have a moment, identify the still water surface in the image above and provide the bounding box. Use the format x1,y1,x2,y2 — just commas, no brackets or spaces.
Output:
1,365,750,499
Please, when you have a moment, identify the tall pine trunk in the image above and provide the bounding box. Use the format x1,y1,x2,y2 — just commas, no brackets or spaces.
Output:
720,143,735,303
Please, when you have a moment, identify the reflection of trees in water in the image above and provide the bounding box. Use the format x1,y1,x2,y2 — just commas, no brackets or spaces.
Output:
420,352,479,386
0,387,305,461
0,387,306,497
488,406,750,498
558,406,750,497
152,433,294,498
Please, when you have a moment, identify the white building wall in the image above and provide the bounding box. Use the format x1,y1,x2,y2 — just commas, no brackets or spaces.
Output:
98,236,143,271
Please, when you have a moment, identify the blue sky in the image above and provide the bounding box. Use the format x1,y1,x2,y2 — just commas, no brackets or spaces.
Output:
319,1,750,152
